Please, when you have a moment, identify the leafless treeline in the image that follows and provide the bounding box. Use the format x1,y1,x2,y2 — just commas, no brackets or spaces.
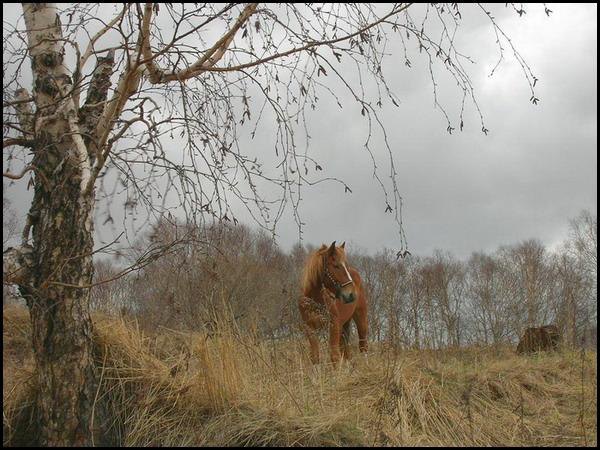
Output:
76,209,597,350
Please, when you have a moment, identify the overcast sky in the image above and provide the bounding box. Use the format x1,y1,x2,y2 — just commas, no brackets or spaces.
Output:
3,3,597,259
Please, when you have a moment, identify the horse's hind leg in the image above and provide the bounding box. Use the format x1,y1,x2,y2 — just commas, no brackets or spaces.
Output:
341,322,352,361
353,308,368,354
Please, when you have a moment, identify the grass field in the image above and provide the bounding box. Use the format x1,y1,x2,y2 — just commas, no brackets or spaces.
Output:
3,304,597,446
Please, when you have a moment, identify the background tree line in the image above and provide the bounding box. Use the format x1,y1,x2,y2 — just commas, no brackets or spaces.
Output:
10,208,590,350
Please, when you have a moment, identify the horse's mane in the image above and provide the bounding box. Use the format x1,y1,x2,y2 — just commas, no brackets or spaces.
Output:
301,244,328,294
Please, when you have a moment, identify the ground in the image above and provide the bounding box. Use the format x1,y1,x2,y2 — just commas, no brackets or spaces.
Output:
3,304,597,446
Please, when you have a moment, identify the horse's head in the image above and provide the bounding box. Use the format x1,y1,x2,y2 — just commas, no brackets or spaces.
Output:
322,241,357,304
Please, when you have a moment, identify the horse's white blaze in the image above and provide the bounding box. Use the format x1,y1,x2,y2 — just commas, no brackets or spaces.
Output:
342,262,353,284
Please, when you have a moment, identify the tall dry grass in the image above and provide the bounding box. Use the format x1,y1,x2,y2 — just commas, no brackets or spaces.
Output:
3,304,597,446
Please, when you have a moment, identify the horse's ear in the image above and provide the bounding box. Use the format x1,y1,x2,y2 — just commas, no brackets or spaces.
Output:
340,241,345,249
328,241,336,255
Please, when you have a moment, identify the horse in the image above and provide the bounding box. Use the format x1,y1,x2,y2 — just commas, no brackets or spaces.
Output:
297,241,368,366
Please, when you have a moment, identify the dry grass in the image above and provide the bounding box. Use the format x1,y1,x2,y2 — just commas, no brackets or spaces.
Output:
3,304,597,446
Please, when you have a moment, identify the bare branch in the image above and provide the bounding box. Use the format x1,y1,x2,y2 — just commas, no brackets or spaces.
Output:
79,49,116,164
188,4,412,74
3,165,35,180
3,138,35,149
141,2,259,83
91,61,143,187
78,5,128,71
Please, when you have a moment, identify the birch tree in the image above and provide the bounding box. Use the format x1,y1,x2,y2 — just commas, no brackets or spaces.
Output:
3,3,546,445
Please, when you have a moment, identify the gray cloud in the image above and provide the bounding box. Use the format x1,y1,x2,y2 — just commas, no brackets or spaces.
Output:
3,4,596,260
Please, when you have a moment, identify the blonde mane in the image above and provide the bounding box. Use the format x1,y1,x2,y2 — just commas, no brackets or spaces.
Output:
301,245,328,294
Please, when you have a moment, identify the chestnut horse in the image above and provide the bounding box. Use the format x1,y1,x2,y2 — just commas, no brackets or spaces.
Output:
298,241,368,366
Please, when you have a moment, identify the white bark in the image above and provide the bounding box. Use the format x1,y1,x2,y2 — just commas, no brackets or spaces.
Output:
17,4,100,445
22,3,68,110
22,3,94,209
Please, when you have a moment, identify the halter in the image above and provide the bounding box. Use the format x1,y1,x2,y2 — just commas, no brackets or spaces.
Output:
322,256,353,301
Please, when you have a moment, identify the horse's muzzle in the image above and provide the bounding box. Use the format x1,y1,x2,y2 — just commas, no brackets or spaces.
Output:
340,292,356,304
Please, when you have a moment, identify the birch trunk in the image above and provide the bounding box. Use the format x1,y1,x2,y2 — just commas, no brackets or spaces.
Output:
20,3,99,445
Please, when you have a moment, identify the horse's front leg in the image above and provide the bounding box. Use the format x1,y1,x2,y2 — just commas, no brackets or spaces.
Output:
329,318,342,367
